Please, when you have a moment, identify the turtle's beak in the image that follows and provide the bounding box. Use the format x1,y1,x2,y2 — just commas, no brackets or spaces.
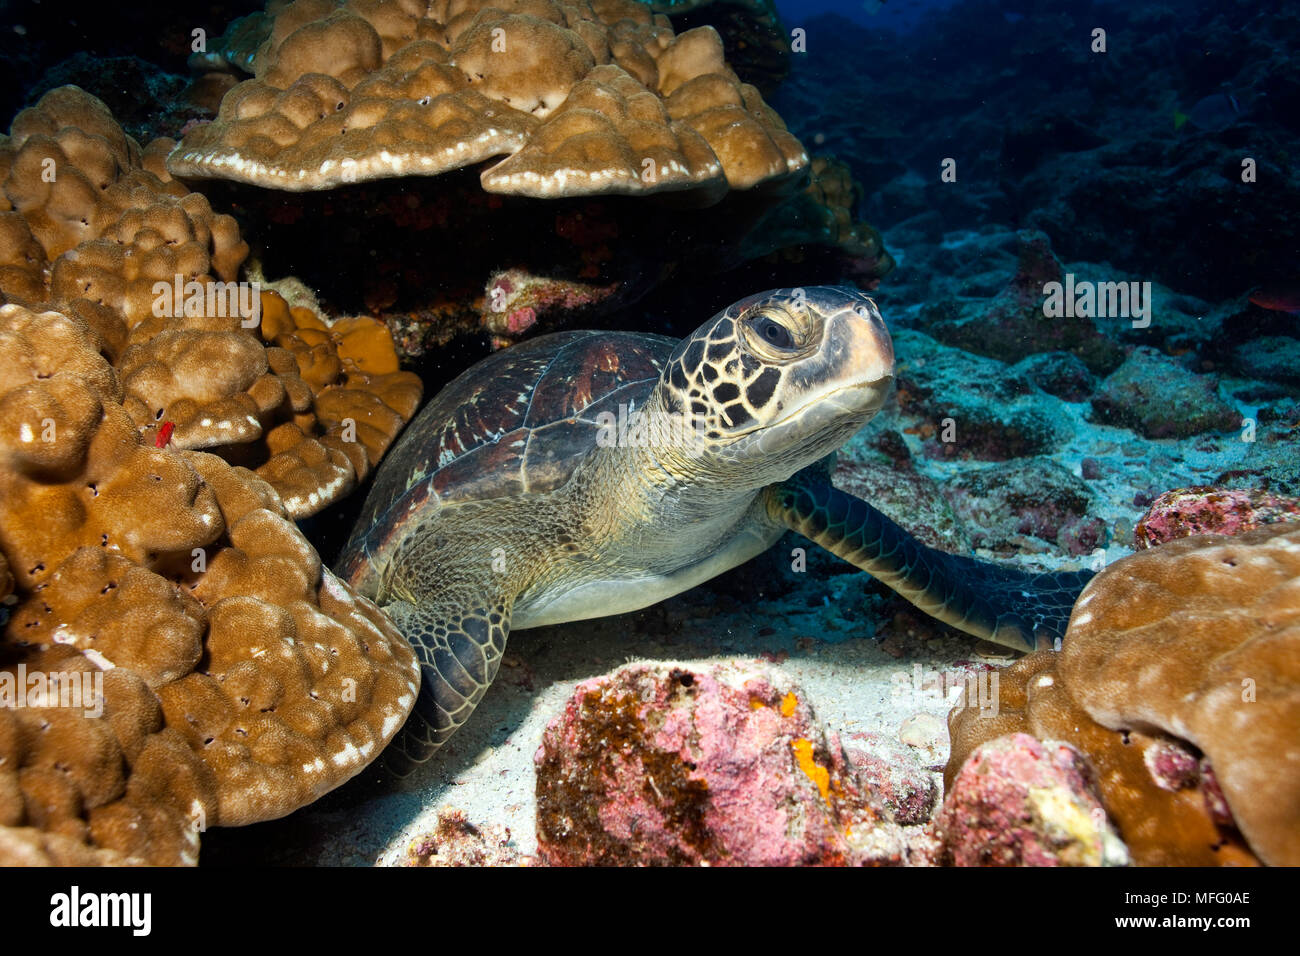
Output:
819,289,895,391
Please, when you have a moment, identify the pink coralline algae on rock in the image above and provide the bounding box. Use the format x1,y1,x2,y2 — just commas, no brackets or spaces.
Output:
934,733,1129,867
534,662,934,866
482,268,620,342
845,732,940,826
1134,486,1300,548
941,458,1099,555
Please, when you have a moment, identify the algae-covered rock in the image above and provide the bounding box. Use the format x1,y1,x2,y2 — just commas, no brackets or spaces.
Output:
1090,346,1240,439
534,662,934,866
925,231,1125,375
1134,486,1300,548
942,458,1099,555
1010,351,1097,403
934,732,1129,867
893,330,1070,461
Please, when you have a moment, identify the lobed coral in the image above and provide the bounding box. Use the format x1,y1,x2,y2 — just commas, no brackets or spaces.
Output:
0,86,422,518
0,86,426,864
0,300,421,861
168,0,808,198
0,645,215,866
947,523,1300,865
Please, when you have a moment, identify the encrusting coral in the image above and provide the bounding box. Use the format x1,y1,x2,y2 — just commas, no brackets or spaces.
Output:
168,0,808,197
947,522,1300,866
1,86,422,518
0,87,426,864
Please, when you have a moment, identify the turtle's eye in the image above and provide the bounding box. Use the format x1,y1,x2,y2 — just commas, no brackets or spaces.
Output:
752,314,796,350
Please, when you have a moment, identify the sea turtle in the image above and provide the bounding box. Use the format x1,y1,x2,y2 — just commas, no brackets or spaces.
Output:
339,287,1091,769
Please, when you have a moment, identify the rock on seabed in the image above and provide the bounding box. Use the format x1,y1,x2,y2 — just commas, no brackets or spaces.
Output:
935,733,1130,867
534,662,938,866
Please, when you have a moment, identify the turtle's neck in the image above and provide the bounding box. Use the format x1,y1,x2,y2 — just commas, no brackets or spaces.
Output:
574,396,769,575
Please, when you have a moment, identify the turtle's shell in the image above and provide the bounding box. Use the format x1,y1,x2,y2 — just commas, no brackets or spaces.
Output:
340,330,675,590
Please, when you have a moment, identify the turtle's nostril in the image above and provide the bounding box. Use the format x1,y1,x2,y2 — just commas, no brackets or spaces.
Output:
852,302,882,325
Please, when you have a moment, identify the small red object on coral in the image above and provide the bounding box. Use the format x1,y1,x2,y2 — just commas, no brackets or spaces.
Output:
155,421,175,448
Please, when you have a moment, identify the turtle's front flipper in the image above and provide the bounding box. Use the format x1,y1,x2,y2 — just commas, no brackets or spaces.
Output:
382,594,512,775
765,470,1093,652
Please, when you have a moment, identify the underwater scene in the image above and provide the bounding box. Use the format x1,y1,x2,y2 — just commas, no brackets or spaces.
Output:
0,0,1296,877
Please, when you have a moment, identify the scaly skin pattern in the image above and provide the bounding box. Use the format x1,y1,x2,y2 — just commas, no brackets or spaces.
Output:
767,467,1094,651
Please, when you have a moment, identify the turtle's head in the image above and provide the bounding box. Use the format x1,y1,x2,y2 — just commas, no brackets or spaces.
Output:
654,286,894,487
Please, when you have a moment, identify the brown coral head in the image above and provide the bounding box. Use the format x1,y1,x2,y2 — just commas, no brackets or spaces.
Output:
167,0,808,197
1061,523,1300,866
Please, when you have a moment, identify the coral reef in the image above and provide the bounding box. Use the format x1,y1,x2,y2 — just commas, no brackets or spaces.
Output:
0,645,214,865
535,662,932,866
948,523,1300,865
0,86,422,517
948,651,1261,867
0,86,424,864
648,0,790,94
168,0,807,197
0,301,422,859
162,1,893,346
1,0,1295,873
934,733,1128,867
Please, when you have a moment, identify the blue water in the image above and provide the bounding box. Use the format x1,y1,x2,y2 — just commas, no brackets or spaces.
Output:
776,0,962,33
